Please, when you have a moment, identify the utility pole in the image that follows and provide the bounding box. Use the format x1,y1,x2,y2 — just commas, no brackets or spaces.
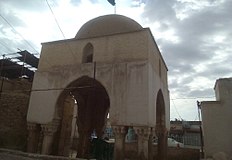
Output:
0,54,6,101
21,51,27,77
197,101,204,159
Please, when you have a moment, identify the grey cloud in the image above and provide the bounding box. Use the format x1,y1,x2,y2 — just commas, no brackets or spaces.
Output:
0,36,33,54
0,0,53,55
169,82,188,95
143,0,232,99
179,76,194,85
142,0,176,20
171,85,191,96
176,4,232,39
187,88,214,98
162,42,209,62
0,0,47,11
198,63,232,79
142,0,177,29
0,6,26,28
168,63,195,74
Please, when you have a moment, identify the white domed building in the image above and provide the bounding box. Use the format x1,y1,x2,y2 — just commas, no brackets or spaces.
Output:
27,14,170,160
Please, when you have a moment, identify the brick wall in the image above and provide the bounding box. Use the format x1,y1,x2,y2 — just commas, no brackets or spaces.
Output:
0,78,31,151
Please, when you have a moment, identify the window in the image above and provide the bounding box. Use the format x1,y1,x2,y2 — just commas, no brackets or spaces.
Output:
82,43,93,63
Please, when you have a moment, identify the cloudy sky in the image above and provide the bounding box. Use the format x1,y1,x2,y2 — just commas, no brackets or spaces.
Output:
0,0,231,121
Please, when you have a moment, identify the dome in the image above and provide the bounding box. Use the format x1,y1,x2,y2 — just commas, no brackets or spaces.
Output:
75,14,143,39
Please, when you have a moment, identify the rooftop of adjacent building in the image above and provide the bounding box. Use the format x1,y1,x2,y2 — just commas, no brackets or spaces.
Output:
170,120,201,133
214,77,232,89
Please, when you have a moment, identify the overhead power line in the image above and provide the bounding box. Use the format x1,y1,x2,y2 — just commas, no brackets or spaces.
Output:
0,14,39,54
171,98,182,120
45,0,66,39
0,41,14,53
0,85,102,93
45,0,77,61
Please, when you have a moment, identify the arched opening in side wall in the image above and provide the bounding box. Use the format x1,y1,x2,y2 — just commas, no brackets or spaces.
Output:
156,89,167,160
54,76,110,158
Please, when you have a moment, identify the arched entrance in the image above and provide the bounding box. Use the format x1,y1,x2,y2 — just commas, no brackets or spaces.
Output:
156,89,167,160
55,76,110,158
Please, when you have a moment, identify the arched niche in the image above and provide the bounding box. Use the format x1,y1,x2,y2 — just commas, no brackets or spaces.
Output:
156,89,165,128
82,43,93,63
156,89,167,160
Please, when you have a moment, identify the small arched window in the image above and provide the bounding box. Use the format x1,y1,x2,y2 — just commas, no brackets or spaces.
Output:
82,43,93,63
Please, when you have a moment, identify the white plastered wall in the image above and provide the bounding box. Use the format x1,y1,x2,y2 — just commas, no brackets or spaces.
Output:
201,78,232,158
147,31,170,129
27,29,170,129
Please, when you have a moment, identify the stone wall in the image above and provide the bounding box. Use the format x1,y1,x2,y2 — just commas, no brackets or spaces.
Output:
0,78,31,151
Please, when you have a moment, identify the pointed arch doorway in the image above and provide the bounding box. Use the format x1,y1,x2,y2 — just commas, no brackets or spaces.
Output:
55,76,110,158
156,89,168,160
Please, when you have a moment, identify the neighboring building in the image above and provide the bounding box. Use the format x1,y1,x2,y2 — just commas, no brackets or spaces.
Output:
0,50,38,150
0,50,38,81
169,120,201,147
0,78,31,150
201,78,232,158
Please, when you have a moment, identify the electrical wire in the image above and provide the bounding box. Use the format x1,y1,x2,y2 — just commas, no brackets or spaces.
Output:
0,14,39,54
45,0,78,61
0,78,215,101
171,98,182,120
45,0,66,39
0,85,101,93
0,41,14,53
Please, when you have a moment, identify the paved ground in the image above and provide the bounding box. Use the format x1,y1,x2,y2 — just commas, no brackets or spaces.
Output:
0,152,35,160
0,149,94,160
